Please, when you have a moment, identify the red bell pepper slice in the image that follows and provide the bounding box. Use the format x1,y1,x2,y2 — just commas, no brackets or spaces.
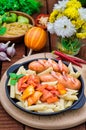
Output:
35,14,49,29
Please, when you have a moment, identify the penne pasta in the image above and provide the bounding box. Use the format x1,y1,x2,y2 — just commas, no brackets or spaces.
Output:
37,67,53,76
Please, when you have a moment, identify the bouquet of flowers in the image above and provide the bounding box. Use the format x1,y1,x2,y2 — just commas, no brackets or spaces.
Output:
47,0,86,55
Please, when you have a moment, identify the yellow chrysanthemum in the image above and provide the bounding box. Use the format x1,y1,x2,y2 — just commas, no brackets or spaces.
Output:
72,19,84,29
82,23,86,30
64,7,79,19
66,0,81,9
49,10,59,23
56,13,64,19
47,0,86,41
76,32,86,39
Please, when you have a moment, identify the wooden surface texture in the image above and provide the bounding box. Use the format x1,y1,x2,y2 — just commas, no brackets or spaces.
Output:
0,0,86,130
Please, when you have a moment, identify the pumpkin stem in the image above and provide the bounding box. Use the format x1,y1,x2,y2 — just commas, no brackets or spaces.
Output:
28,48,33,56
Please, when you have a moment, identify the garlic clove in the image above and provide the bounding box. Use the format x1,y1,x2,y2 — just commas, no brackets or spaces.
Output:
0,41,10,52
0,51,11,61
6,43,16,57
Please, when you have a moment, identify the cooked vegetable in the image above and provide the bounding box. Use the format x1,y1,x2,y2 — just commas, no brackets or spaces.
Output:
8,59,82,113
24,26,47,51
57,83,67,95
21,85,35,100
47,96,58,104
28,91,42,106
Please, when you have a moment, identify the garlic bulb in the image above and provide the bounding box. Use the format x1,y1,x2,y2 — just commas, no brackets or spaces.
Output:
6,43,16,57
0,51,11,61
0,41,10,51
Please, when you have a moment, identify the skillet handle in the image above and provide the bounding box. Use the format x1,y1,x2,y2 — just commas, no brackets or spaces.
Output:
71,94,86,110
6,64,21,76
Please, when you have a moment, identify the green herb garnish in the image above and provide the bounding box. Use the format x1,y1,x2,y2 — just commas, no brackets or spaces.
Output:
9,73,24,86
0,26,6,35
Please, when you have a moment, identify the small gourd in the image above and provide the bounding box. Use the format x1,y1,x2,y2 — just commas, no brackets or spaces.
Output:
24,27,47,54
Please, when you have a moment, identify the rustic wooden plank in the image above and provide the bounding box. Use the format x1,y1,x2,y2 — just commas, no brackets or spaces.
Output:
25,126,38,130
0,61,2,79
66,124,86,130
0,0,86,129
47,0,57,13
0,103,23,130
77,45,86,60
0,43,25,130
46,0,58,51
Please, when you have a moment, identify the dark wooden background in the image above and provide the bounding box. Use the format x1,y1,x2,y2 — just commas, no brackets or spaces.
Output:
0,0,86,130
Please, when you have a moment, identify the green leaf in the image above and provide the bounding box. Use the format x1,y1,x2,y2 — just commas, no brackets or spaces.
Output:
9,73,25,86
61,38,81,55
0,26,6,35
10,79,17,85
9,73,17,79
17,74,24,79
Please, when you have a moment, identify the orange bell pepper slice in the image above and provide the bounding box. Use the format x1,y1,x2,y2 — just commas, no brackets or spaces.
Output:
21,85,35,100
57,83,67,95
28,91,42,106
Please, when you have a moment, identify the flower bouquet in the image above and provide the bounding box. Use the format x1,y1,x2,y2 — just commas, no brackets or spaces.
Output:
47,0,86,55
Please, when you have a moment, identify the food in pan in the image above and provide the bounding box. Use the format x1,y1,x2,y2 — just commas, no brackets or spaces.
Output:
7,59,84,114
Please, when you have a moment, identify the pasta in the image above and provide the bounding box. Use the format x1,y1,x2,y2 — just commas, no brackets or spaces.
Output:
37,67,53,76
2,22,32,37
8,60,81,113
68,63,81,78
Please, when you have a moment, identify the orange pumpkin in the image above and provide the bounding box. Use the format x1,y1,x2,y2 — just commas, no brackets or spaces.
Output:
24,27,47,51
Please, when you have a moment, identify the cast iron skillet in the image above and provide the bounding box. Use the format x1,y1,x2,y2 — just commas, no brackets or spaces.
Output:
5,58,86,116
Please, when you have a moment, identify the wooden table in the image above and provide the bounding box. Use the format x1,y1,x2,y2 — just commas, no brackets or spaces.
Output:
0,0,86,130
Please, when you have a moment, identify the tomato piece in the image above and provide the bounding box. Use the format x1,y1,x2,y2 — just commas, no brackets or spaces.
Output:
40,89,53,102
35,14,49,29
51,90,60,96
47,96,58,104
18,75,29,91
46,85,56,91
36,84,48,92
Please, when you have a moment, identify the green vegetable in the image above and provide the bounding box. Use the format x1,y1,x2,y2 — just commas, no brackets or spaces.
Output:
19,0,42,15
61,37,81,55
0,0,42,15
0,16,2,25
9,73,24,85
2,12,17,23
0,27,6,35
18,16,29,24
